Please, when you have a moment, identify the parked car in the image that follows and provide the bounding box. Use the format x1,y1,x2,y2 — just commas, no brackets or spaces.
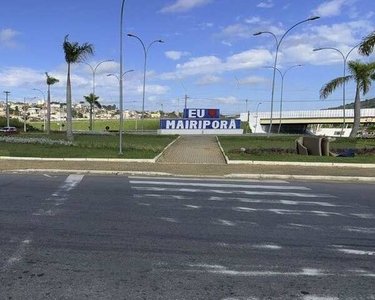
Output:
0,126,19,134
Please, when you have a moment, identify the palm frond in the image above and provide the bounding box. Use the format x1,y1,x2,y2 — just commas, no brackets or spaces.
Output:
319,76,352,99
358,31,375,56
63,35,94,63
45,72,59,86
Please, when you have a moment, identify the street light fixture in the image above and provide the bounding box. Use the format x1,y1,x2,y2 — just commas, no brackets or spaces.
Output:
32,88,46,132
107,69,134,82
127,33,164,132
23,97,36,132
3,91,10,127
107,70,134,131
253,16,320,137
119,0,127,154
264,64,303,134
255,102,262,134
82,59,114,131
313,43,360,136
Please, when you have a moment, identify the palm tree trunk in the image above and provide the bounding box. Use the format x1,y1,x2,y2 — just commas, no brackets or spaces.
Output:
349,85,361,138
47,85,51,134
66,63,74,141
90,104,93,132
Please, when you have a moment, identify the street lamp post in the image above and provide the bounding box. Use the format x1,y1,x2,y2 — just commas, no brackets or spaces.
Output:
107,70,134,132
127,33,164,132
313,43,360,136
23,97,36,132
255,102,262,133
83,59,114,131
3,91,10,127
253,16,319,137
119,0,127,154
264,64,302,134
32,88,46,132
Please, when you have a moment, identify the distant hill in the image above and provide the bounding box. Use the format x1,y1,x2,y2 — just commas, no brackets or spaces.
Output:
328,98,375,109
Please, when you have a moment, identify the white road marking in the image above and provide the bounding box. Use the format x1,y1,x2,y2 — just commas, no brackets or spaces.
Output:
209,196,338,207
185,205,201,209
2,238,32,271
60,174,84,191
351,213,375,219
33,174,84,216
33,209,57,216
129,176,289,184
336,248,375,256
132,187,333,198
216,219,236,226
188,264,375,278
253,244,282,250
286,223,322,230
216,243,281,250
160,217,179,223
130,180,309,190
234,207,344,217
133,194,194,200
303,297,339,300
341,226,375,234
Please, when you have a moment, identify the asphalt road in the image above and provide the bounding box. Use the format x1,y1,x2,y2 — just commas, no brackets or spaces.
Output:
1,174,374,300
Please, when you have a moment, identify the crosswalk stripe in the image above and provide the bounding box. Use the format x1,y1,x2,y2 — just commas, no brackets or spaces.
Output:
129,180,309,190
129,176,289,184
131,186,335,198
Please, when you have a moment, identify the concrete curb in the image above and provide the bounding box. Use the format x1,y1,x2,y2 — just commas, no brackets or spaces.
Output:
8,169,173,176
215,136,230,164
3,169,375,183
227,160,375,168
225,173,375,182
1,154,374,168
0,156,156,163
153,135,181,163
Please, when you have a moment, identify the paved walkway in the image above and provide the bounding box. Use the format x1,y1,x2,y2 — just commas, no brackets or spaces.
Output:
157,135,226,164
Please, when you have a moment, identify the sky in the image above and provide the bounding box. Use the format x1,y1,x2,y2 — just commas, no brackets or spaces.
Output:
0,0,375,115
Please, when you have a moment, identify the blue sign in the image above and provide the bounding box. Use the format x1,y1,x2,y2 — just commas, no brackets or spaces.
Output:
160,119,241,130
183,108,220,119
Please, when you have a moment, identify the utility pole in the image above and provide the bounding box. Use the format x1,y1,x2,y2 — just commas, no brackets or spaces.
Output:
3,91,10,127
246,99,250,134
184,94,189,110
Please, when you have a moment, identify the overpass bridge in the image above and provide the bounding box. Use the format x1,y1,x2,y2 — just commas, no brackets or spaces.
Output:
240,108,375,137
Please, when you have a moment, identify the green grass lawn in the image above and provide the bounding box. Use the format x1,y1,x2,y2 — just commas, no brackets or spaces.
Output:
218,135,375,163
30,119,160,131
0,133,177,159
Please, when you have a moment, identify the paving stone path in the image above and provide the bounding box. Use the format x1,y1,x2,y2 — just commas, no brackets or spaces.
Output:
157,135,226,164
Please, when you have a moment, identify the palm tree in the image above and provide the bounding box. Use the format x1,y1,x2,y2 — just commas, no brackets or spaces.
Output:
63,35,94,140
358,31,375,56
83,93,101,131
45,72,59,134
320,60,375,138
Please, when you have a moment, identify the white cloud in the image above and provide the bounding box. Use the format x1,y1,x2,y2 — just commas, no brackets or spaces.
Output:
0,67,44,87
312,0,351,17
136,84,170,95
0,28,21,49
159,0,212,13
238,76,268,85
245,17,261,24
221,40,232,47
310,21,372,45
165,51,190,60
217,19,283,41
257,0,274,8
196,75,221,85
159,49,272,80
216,96,238,104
